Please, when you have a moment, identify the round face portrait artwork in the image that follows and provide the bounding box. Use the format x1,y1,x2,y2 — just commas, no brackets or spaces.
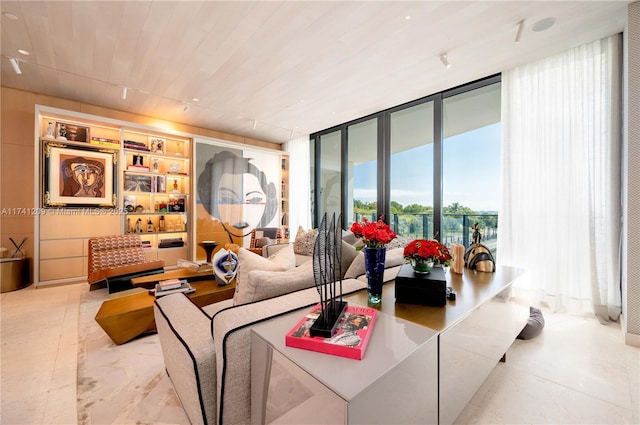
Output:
198,151,277,238
60,156,105,198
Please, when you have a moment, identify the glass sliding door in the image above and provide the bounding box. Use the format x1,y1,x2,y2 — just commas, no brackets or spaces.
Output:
442,82,501,254
347,118,378,227
318,130,342,224
389,101,434,238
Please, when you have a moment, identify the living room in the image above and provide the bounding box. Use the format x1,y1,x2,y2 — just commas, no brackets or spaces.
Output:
1,1,639,424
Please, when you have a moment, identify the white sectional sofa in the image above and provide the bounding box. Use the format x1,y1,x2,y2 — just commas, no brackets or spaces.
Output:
154,244,405,425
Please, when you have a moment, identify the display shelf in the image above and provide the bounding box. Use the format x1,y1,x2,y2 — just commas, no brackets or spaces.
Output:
281,155,289,238
121,129,190,242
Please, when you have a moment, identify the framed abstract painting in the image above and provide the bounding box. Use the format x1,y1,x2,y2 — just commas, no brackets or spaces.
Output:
43,141,117,208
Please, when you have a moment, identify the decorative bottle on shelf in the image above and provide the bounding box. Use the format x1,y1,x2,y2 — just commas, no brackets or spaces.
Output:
147,218,153,232
159,215,165,232
173,179,178,193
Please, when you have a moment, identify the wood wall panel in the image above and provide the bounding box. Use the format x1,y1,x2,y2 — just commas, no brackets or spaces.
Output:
1,144,35,209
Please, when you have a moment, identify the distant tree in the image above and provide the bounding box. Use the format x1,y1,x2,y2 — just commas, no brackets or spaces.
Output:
443,202,474,215
390,201,403,213
404,203,431,213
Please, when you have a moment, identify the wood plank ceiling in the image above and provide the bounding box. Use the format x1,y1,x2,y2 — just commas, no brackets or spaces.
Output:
0,1,630,144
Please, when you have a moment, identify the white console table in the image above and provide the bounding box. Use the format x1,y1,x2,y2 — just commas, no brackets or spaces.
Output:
251,309,439,425
344,265,528,425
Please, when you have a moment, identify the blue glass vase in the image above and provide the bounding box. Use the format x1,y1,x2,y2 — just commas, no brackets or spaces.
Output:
364,246,386,306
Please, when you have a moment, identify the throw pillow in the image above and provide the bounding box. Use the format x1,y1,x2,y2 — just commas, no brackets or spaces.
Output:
233,245,296,305
341,230,359,246
243,261,316,304
344,247,405,279
293,226,318,256
517,307,545,340
339,240,359,278
257,237,272,248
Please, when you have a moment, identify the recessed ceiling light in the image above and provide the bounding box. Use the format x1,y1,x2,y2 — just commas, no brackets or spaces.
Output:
192,97,200,102
18,49,30,56
3,12,18,20
405,15,411,20
532,17,555,32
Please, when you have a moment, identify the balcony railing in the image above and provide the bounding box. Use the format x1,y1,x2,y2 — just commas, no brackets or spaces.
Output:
353,212,498,257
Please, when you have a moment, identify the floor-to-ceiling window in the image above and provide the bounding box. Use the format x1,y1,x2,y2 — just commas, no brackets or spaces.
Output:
318,130,341,222
389,101,434,239
442,82,501,253
348,118,378,227
312,75,501,249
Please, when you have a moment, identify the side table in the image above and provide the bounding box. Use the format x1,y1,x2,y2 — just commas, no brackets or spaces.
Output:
0,257,30,293
199,240,220,263
251,307,439,424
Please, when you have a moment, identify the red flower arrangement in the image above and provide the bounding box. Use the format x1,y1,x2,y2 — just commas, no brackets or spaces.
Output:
403,239,453,266
349,216,397,249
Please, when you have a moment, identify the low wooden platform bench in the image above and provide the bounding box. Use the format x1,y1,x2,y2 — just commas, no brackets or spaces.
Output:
88,235,165,293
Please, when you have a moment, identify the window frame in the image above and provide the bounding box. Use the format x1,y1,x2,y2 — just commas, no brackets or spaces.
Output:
311,74,501,239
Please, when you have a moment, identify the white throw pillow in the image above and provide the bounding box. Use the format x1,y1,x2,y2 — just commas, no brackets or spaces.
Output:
233,245,296,305
242,260,316,304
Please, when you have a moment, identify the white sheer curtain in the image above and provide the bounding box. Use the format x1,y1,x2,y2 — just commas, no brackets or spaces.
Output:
283,135,312,234
499,34,622,322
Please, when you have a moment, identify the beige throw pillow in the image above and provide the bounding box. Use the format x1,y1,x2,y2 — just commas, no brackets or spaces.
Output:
233,245,296,305
339,240,359,278
344,247,405,279
243,261,316,303
293,226,318,256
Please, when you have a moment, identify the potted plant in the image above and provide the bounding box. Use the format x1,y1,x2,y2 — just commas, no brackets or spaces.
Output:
403,239,452,274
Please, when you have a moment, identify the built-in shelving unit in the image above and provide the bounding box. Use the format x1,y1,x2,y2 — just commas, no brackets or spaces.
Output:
34,106,193,286
121,129,190,259
281,155,289,239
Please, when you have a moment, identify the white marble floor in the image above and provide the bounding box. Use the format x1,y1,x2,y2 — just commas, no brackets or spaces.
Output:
1,282,638,425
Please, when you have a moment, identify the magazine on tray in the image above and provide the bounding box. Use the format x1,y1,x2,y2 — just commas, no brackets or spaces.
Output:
285,303,377,360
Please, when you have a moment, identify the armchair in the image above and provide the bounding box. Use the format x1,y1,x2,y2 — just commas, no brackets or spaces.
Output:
249,227,283,254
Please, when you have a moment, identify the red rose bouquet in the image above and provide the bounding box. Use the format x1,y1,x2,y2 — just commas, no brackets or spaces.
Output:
403,239,453,267
349,216,397,249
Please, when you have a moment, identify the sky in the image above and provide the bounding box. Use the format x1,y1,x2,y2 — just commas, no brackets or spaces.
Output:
353,123,501,212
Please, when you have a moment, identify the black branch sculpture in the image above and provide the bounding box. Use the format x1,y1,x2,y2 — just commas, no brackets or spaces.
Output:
310,212,347,338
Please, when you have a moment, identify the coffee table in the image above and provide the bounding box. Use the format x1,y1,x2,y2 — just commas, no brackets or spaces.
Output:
130,267,216,289
95,279,235,345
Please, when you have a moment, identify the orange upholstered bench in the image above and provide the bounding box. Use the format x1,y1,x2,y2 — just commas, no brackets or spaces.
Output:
88,235,165,293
